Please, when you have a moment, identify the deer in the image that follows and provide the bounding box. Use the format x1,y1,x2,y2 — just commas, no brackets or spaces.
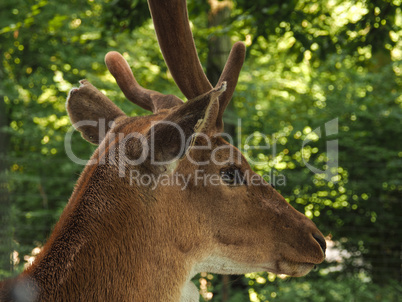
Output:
0,0,326,301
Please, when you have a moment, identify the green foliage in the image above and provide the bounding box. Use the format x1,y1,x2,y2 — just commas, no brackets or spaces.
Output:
102,0,151,33
195,272,402,301
229,0,402,286
233,0,400,63
245,273,402,302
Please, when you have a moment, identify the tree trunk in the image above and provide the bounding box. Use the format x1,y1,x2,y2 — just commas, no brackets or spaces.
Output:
206,0,236,142
0,88,13,276
206,1,234,300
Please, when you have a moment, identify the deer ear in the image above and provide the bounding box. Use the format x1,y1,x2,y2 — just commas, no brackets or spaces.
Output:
66,80,126,144
148,82,226,166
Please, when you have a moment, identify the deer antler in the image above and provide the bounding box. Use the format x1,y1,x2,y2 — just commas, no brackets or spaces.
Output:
149,0,245,124
149,0,245,130
106,0,245,130
215,42,246,130
105,51,183,113
147,0,213,98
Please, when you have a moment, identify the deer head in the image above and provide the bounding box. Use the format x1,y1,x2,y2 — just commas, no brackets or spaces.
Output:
0,0,326,301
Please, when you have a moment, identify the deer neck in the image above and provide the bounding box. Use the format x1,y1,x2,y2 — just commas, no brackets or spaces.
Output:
23,162,200,301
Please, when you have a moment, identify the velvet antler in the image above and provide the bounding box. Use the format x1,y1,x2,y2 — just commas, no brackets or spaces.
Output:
215,42,246,130
148,0,246,130
105,51,183,113
105,0,245,130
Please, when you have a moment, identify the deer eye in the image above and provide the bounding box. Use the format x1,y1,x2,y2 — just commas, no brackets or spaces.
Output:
220,167,246,186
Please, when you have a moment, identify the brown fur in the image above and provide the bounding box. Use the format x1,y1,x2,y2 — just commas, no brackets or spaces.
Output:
0,0,326,301
0,87,326,301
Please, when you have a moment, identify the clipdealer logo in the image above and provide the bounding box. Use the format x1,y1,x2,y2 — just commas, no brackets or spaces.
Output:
302,118,339,183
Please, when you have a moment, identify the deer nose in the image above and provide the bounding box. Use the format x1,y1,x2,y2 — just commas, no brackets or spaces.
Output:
312,233,326,256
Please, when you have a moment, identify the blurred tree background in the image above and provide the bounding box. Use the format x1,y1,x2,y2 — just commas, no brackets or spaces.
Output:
0,0,401,301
